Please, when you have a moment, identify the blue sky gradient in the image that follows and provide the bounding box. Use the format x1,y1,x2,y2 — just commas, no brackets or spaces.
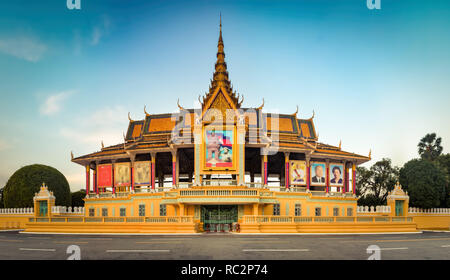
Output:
0,0,449,190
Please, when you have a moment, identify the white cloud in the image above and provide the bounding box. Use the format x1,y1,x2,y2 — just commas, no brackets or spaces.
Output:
0,36,46,62
60,105,128,146
40,90,75,116
90,15,111,46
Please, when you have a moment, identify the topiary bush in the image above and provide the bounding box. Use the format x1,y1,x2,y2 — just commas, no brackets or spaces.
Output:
3,164,71,208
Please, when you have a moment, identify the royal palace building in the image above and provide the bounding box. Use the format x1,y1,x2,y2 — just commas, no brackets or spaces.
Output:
66,19,378,233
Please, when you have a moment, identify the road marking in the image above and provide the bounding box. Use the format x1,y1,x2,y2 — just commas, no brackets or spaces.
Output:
19,248,56,252
106,249,170,253
243,249,309,252
379,247,408,251
135,241,181,244
441,245,450,247
54,241,88,244
340,237,450,243
142,238,193,241
239,241,288,243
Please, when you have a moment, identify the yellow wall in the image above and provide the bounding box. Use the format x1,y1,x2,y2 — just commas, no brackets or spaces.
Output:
0,215,33,229
2,188,450,233
83,193,174,218
412,215,450,230
266,193,357,217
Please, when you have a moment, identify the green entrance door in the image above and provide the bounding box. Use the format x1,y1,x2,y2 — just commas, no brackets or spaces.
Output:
39,201,48,217
395,200,404,216
201,205,238,232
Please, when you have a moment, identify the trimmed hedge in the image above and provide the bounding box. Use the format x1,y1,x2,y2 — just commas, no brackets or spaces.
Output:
3,164,71,208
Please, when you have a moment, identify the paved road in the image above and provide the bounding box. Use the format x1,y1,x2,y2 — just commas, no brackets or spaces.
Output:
0,230,449,260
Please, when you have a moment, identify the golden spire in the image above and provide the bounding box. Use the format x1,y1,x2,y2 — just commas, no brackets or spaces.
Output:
213,13,228,90
219,12,222,40
202,14,241,108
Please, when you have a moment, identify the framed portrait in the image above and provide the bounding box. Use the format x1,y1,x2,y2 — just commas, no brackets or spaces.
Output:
203,126,235,170
134,161,150,185
310,162,326,185
97,164,112,187
114,162,131,186
289,160,306,185
329,163,344,186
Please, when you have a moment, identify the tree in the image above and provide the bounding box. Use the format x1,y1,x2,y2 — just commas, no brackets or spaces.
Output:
71,189,86,207
0,187,4,208
355,166,372,198
399,159,446,208
3,164,71,208
418,133,443,161
435,154,450,207
357,193,382,207
356,158,399,206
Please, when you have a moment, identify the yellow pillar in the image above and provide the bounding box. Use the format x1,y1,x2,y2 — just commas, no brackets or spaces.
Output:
179,204,185,216
253,204,259,216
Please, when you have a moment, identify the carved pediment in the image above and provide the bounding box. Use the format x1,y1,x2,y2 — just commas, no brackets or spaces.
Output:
203,89,237,122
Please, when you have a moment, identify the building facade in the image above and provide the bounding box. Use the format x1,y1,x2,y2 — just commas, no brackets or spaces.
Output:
68,20,375,233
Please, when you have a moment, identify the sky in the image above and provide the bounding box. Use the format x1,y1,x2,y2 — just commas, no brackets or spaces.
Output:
0,0,449,191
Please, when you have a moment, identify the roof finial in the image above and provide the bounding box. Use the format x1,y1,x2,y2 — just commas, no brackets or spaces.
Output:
256,98,265,110
177,98,187,111
220,12,222,33
292,105,299,116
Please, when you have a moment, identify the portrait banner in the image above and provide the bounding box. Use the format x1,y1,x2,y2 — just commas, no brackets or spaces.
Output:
134,161,150,185
205,129,233,168
114,162,131,186
329,163,344,186
97,164,112,187
310,162,326,185
289,160,306,185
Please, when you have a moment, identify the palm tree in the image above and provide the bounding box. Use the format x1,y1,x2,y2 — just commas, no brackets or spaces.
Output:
418,133,443,161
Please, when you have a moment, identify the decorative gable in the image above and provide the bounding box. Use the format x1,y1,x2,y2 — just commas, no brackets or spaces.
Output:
202,88,239,123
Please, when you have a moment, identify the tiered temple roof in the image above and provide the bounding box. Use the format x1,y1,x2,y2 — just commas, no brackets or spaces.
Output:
72,18,370,166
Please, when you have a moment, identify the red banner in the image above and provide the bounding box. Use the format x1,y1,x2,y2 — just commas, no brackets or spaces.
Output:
97,164,112,187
